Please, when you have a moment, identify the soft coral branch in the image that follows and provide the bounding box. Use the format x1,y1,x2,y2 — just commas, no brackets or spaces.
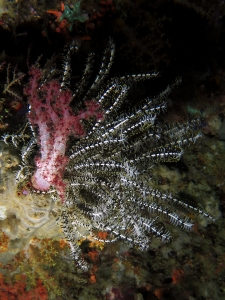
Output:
24,66,104,201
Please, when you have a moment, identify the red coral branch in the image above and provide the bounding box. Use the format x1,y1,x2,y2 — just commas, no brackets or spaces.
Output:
0,276,48,300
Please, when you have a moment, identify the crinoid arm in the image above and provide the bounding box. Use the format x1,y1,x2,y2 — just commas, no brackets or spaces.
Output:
59,40,215,270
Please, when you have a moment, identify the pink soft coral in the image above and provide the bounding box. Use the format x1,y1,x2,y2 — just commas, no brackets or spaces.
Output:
24,66,104,201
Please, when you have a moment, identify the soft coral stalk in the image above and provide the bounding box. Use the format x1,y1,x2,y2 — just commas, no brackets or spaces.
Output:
24,66,104,201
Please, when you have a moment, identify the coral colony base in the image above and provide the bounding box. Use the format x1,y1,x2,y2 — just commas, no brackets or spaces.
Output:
1,40,215,271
